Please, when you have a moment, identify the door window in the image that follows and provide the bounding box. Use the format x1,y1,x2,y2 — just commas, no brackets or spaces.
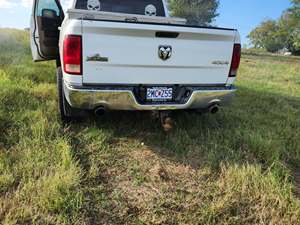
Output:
36,0,61,17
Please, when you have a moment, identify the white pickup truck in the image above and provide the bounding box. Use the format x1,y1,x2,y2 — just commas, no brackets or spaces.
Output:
30,0,241,121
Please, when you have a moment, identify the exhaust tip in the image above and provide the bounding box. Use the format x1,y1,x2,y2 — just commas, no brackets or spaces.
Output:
209,105,219,114
94,106,106,116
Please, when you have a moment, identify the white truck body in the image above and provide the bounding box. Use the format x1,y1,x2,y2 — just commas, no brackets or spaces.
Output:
30,0,241,115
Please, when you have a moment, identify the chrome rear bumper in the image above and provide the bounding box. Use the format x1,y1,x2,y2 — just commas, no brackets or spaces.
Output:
63,82,237,111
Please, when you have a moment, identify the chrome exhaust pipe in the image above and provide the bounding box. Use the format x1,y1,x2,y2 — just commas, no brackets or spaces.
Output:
208,105,219,114
94,106,106,116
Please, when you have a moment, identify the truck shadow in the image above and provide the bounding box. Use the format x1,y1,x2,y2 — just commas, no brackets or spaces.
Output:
89,85,300,171
67,86,300,222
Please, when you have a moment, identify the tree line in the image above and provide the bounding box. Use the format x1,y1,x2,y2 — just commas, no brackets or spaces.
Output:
248,0,300,55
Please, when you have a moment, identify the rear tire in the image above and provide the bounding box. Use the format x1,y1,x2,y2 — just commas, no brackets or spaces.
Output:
57,67,83,122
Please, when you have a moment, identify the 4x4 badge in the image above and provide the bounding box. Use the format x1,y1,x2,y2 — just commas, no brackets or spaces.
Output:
86,54,109,62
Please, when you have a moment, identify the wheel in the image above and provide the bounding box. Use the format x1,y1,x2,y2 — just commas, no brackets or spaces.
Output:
56,67,84,122
57,67,72,122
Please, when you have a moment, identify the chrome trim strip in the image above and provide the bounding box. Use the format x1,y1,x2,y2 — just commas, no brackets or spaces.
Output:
63,82,236,111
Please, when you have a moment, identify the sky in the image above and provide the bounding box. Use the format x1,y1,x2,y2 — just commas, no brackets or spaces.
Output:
216,0,292,45
0,0,293,44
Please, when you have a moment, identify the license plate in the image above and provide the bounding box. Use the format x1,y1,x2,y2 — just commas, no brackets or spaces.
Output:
146,87,173,101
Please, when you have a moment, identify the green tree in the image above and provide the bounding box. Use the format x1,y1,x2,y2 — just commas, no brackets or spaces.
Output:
248,0,300,55
248,20,285,52
278,0,300,54
168,0,219,26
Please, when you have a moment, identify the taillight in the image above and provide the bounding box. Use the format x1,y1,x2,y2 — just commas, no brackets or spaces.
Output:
63,35,82,75
229,44,241,77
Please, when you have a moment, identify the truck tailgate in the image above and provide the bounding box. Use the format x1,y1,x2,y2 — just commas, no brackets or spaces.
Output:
81,20,237,85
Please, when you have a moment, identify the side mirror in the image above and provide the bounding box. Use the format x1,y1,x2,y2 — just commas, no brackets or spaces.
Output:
42,8,58,18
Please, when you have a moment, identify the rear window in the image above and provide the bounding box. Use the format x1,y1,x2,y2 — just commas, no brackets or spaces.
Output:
75,0,166,17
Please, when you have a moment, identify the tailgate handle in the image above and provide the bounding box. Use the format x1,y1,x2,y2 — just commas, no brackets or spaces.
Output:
156,31,179,38
125,17,138,22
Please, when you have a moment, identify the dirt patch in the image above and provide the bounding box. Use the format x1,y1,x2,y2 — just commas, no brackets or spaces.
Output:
102,146,213,223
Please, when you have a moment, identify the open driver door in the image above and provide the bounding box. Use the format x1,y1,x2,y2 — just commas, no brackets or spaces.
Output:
30,0,64,61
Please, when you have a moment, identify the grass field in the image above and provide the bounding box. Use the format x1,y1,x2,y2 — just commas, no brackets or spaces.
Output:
0,28,300,225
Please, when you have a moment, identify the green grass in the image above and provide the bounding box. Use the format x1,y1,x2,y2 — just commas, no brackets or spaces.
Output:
0,28,300,224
